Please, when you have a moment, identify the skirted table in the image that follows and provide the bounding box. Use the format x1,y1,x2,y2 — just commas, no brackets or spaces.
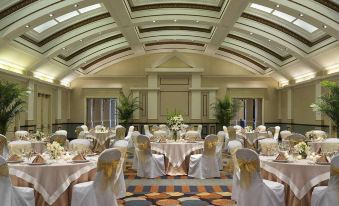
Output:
260,156,330,206
151,141,204,176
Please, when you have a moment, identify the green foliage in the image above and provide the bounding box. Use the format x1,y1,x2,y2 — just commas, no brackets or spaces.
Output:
0,81,26,135
311,80,339,137
117,91,141,126
211,95,241,127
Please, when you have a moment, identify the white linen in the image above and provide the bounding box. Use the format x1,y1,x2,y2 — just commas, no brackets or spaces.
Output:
260,155,330,200
235,149,285,206
70,139,91,153
144,125,153,138
185,131,199,141
273,126,280,140
259,138,278,156
15,131,29,140
81,125,89,132
0,156,35,206
280,130,292,140
55,130,67,137
311,155,339,206
8,140,32,155
71,148,123,206
9,157,97,205
256,125,266,132
321,138,339,153
188,135,220,179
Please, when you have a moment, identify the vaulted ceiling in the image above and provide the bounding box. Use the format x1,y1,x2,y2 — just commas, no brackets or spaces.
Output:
0,0,338,87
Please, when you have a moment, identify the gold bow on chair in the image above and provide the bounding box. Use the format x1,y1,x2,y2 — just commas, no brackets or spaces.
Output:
97,160,121,192
237,159,260,189
0,164,9,177
330,166,339,176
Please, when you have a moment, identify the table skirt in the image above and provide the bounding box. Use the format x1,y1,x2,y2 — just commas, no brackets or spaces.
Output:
261,169,328,206
10,169,96,206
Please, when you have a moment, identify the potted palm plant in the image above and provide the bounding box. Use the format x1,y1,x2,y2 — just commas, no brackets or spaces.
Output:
212,95,240,129
117,91,141,127
0,81,26,135
311,80,339,138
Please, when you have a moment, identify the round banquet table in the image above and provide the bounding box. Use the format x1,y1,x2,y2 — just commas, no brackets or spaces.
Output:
31,141,47,153
151,141,204,176
91,131,111,153
260,155,330,206
8,157,98,206
237,132,269,144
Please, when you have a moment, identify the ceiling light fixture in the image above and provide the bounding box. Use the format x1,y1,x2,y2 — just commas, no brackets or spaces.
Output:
299,13,303,17
174,19,177,22
196,20,199,23
323,25,327,29
74,4,78,8
62,47,66,50
153,20,156,23
49,14,53,17
268,39,271,42
250,32,253,35
276,4,280,8
25,25,30,28
80,39,83,42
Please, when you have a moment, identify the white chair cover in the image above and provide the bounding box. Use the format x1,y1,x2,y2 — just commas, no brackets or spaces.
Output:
311,155,339,206
234,125,242,134
81,125,89,132
259,138,278,156
15,131,29,140
71,148,124,206
197,124,202,139
95,125,105,131
131,132,141,170
234,149,285,206
50,134,67,146
55,130,67,137
124,126,135,148
134,135,165,178
216,131,225,170
0,135,9,159
273,126,280,140
223,126,229,139
144,125,153,138
0,156,35,206
256,125,267,132
69,139,91,153
321,138,339,153
305,130,327,140
8,140,32,155
188,135,220,179
280,130,292,140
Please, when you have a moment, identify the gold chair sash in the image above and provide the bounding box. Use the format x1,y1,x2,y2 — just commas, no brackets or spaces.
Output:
237,159,260,189
136,142,150,163
0,137,7,154
204,140,218,155
0,164,9,177
97,160,121,192
116,128,126,140
330,166,339,176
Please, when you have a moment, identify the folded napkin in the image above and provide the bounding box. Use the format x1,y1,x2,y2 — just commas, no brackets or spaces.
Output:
275,153,287,161
7,154,22,161
32,154,46,164
72,153,86,161
316,155,329,163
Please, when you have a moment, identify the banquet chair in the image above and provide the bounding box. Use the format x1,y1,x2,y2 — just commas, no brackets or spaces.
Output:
320,138,339,153
223,126,229,139
131,132,141,170
55,130,67,137
234,149,285,206
69,139,91,153
280,130,292,140
115,125,126,140
50,134,67,146
143,125,153,138
256,125,266,132
234,125,242,134
81,125,89,132
197,124,203,139
0,156,35,206
216,131,226,170
8,140,32,156
0,135,9,158
134,135,165,178
15,131,29,140
75,126,84,138
286,133,306,146
71,148,125,206
311,155,339,206
95,125,105,131
113,140,129,171
267,127,275,138
188,135,220,179
125,126,135,148
273,126,281,140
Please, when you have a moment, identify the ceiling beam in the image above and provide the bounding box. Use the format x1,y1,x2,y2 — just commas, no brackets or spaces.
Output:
101,0,145,55
205,0,251,55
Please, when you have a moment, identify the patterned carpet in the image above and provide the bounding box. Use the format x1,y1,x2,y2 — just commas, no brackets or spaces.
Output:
117,154,236,206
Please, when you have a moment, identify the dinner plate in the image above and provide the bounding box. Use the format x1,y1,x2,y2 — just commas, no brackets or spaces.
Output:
27,162,48,165
72,160,89,163
86,153,97,156
315,162,330,165
273,159,289,163
7,160,24,163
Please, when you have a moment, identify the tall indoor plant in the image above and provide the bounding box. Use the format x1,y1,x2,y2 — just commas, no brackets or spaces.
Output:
212,95,240,128
0,81,26,135
117,91,141,127
311,80,339,138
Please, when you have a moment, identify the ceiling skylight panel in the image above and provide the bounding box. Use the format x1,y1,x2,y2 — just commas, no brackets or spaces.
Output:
56,11,79,22
293,19,318,33
78,4,101,13
250,3,273,13
33,19,58,33
272,10,296,22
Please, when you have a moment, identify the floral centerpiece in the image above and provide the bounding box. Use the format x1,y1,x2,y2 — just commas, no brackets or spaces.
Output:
305,131,327,141
34,130,44,141
245,126,253,132
294,142,310,159
47,141,64,159
167,111,184,141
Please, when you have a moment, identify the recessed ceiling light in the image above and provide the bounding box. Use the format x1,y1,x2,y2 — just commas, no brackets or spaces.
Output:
74,4,78,8
323,25,327,29
250,32,253,35
80,39,83,42
196,20,199,23
84,61,87,64
49,14,53,17
299,13,303,17
152,20,156,23
62,47,66,50
174,19,177,22
25,25,30,28
268,39,271,42
276,4,280,8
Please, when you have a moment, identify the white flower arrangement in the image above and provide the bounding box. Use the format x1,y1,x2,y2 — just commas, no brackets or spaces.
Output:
305,131,327,141
34,130,44,141
294,142,310,156
47,141,64,159
245,126,253,132
167,112,184,132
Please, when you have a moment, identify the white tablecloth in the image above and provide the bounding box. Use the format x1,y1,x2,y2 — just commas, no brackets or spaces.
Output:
239,132,269,144
260,156,330,200
151,141,204,167
9,157,97,205
92,132,110,145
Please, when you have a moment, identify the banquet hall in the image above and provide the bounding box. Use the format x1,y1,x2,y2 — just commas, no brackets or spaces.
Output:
0,0,338,206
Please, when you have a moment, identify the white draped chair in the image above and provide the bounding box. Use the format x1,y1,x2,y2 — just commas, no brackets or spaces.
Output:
134,135,165,178
197,124,203,139
71,148,125,206
8,140,32,155
50,134,67,146
234,125,242,134
305,130,327,140
113,140,129,177
216,131,225,170
188,135,220,179
15,131,29,140
320,138,339,153
81,125,89,132
124,126,135,148
273,126,280,140
55,130,67,137
280,130,292,140
227,127,243,153
0,156,35,206
311,155,339,206
0,135,9,158
131,132,141,170
115,125,126,140
95,125,104,131
69,139,91,153
256,125,266,132
143,125,153,138
234,149,285,206
259,138,278,156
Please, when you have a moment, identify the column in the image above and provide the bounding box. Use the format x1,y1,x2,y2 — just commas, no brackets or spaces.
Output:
209,90,216,119
57,88,62,120
147,74,158,119
132,90,140,119
287,88,292,120
27,80,34,121
191,74,201,119
315,81,322,121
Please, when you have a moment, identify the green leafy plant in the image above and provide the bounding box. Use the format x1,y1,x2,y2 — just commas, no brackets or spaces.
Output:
212,95,241,127
311,80,339,138
117,91,141,127
0,81,26,135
